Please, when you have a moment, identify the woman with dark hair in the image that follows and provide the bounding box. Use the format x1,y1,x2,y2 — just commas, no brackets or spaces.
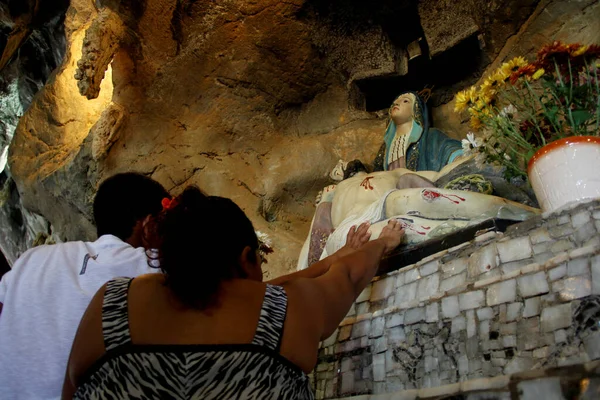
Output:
62,186,404,399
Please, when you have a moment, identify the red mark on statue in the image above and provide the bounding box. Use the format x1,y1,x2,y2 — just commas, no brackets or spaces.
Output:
360,176,374,190
421,189,466,204
397,220,430,236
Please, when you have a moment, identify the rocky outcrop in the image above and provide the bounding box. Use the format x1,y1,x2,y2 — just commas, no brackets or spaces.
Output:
0,0,69,263
0,174,53,263
75,8,127,100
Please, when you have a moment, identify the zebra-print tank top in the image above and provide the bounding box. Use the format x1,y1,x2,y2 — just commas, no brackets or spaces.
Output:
74,277,314,399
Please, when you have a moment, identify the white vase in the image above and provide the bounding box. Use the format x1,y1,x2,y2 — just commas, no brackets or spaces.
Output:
528,136,600,212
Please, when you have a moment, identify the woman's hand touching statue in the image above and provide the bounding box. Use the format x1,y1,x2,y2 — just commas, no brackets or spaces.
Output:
377,219,405,254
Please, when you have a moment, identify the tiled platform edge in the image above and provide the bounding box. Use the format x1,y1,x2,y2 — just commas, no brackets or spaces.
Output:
311,199,600,399
324,360,600,400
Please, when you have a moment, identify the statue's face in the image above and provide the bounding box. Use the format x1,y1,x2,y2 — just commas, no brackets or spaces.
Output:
390,93,416,125
330,160,348,181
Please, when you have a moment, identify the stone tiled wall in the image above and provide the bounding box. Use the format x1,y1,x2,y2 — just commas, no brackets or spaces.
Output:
312,199,600,399
316,361,600,400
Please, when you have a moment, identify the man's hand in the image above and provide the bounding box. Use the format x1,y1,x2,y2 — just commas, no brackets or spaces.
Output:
378,219,405,254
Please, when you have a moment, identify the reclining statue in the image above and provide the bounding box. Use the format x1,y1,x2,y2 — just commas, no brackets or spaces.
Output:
297,91,540,269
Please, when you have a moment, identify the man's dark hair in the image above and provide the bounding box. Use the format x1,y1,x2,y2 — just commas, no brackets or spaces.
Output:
93,173,169,240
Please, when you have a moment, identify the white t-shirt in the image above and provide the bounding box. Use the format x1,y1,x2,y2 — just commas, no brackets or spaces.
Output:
0,235,159,400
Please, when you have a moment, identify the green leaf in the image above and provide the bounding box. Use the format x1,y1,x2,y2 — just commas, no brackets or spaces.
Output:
571,110,593,126
525,149,536,163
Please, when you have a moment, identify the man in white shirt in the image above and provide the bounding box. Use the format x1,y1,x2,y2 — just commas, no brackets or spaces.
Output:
0,172,169,399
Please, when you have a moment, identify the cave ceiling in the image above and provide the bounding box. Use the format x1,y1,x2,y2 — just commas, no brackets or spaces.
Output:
1,0,599,277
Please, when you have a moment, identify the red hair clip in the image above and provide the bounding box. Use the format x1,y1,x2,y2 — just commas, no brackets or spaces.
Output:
161,197,178,211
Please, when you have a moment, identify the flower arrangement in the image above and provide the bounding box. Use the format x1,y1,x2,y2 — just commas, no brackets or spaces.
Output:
454,41,600,179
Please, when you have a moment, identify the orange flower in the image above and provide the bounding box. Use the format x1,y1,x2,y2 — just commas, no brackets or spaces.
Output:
586,44,600,58
566,43,583,55
535,41,596,72
537,41,570,60
509,64,536,84
536,41,573,68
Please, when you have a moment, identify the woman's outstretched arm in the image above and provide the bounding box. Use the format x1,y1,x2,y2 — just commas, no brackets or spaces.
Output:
266,222,372,286
290,220,404,340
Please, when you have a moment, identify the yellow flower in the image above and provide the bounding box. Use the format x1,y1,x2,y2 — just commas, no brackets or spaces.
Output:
532,68,545,80
479,106,493,118
481,71,506,94
469,98,492,119
454,90,469,112
501,56,528,76
478,87,496,106
478,81,500,108
572,45,588,57
470,115,482,129
454,86,477,112
493,67,511,83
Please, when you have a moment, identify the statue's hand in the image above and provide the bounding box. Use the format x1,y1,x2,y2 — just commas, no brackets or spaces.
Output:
378,220,405,254
345,222,371,250
315,190,323,205
316,184,337,205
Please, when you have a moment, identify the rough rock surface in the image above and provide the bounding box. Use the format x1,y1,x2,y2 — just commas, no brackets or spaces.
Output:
4,0,600,278
0,0,69,263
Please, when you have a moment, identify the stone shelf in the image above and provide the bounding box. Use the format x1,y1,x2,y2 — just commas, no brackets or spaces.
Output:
312,199,600,399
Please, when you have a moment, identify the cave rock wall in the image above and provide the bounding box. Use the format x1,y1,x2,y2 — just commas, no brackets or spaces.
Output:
5,0,600,276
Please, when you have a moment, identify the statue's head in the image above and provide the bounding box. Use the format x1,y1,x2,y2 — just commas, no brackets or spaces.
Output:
330,160,348,181
389,92,424,127
329,159,368,181
344,160,368,180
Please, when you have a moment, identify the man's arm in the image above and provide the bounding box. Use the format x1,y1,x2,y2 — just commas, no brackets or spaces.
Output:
0,249,37,319
267,222,371,286
0,268,13,318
